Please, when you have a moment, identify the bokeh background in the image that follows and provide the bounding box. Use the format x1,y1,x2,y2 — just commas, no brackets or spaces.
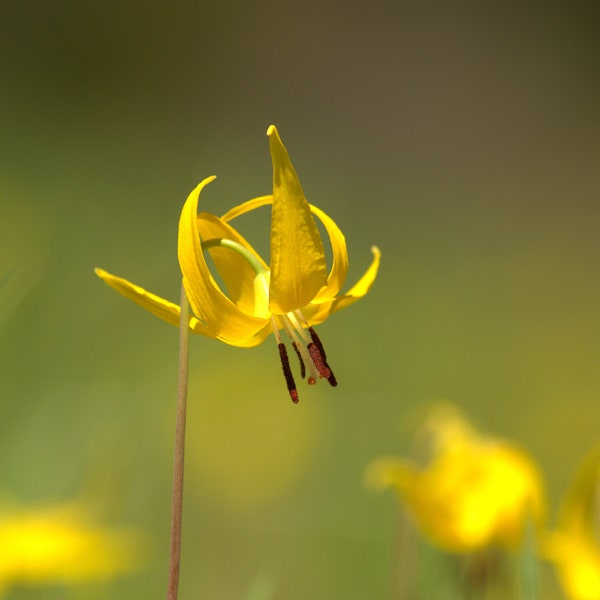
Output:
1,1,599,598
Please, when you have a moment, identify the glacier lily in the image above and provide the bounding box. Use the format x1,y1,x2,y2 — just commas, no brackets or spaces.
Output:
544,446,600,600
0,500,140,596
95,125,379,599
366,404,545,553
96,125,380,402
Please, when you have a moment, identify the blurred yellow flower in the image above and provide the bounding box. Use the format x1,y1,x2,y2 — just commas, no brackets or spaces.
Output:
544,446,600,600
366,404,544,553
96,125,380,402
0,501,140,595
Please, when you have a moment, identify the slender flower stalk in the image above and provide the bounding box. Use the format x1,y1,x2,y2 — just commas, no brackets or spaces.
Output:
167,284,189,600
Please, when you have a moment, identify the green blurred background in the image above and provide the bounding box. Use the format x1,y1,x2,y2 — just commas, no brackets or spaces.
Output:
1,1,599,598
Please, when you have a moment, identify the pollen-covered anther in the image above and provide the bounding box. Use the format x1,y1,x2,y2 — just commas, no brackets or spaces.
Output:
278,343,299,403
308,343,331,379
308,327,338,387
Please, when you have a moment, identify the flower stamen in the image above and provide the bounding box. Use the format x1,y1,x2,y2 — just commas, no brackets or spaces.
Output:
277,342,299,404
278,315,318,385
307,343,331,380
308,327,337,386
291,342,306,379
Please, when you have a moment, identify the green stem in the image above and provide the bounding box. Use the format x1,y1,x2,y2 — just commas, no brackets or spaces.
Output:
201,238,267,275
519,517,538,600
166,239,261,598
167,283,190,600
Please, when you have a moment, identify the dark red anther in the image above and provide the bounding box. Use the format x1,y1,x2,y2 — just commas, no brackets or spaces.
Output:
291,342,306,379
308,327,327,359
308,327,338,387
278,342,299,403
308,343,331,379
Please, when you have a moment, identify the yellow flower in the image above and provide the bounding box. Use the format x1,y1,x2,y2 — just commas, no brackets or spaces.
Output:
0,501,140,595
96,125,380,402
544,446,600,600
366,404,544,553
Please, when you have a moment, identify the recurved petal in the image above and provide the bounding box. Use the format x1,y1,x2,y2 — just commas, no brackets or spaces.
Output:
267,125,328,315
209,315,273,348
303,246,381,325
178,177,270,342
197,212,268,316
220,195,272,222
94,268,208,335
309,204,349,303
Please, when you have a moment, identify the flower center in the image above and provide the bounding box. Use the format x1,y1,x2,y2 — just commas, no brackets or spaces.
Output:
252,266,337,403
271,310,337,403
202,237,337,403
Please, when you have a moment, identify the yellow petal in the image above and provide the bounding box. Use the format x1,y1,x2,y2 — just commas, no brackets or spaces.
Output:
267,125,328,314
94,268,204,334
544,533,600,600
94,269,270,348
197,212,268,315
221,196,349,303
302,246,381,325
0,502,141,588
558,445,600,534
220,195,272,222
178,177,270,344
305,203,349,303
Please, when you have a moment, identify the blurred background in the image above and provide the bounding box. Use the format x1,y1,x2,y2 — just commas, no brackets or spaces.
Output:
1,1,599,598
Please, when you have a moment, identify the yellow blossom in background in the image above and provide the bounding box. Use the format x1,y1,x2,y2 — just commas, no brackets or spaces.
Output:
0,500,141,596
544,446,600,600
366,404,544,553
95,125,380,402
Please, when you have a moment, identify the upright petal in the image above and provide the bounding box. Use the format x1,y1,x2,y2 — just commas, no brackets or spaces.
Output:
267,125,328,314
178,177,269,342
222,196,350,303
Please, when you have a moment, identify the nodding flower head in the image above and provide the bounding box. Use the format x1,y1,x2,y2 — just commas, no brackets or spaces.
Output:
96,125,380,402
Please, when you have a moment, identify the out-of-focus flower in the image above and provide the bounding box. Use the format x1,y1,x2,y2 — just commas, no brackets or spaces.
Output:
0,500,141,596
366,404,544,553
544,446,600,600
96,125,380,402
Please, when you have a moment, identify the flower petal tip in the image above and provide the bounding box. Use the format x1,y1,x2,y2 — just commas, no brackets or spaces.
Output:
266,125,285,153
370,246,381,257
